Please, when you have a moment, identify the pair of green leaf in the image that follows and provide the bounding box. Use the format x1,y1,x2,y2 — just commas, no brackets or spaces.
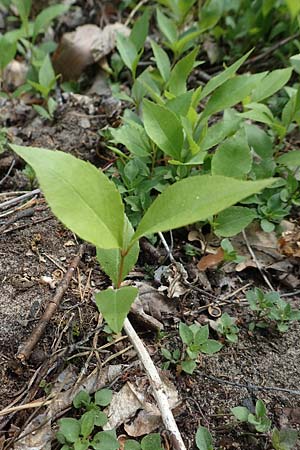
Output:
11,144,274,333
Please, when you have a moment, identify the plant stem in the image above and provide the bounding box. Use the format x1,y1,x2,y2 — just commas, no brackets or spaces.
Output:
123,318,187,450
117,252,125,289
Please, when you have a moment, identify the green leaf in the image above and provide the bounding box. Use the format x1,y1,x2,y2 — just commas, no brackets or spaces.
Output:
201,109,242,151
277,150,300,168
195,426,214,450
33,4,69,40
200,339,222,354
116,32,138,75
231,406,250,422
156,8,178,44
194,325,209,345
211,129,252,178
179,322,194,345
200,50,252,100
285,0,300,19
130,8,151,52
132,175,274,242
141,433,163,450
201,73,266,120
11,145,124,249
73,391,91,408
272,428,298,450
166,91,193,117
151,40,171,82
58,418,81,443
198,0,223,32
255,399,267,418
39,54,56,90
94,389,112,407
94,410,108,427
181,359,197,374
168,47,198,95
290,54,300,74
33,105,51,120
251,68,292,103
215,206,257,237
96,216,139,286
80,410,95,438
13,0,31,28
95,286,138,333
74,440,89,450
125,440,141,450
143,100,183,159
0,35,17,71
111,120,151,157
245,123,274,158
91,430,119,450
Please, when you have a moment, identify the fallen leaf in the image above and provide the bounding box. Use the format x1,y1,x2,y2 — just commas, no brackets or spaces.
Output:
53,23,129,80
198,248,224,271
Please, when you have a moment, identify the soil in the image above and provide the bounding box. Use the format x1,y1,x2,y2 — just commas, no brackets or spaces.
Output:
0,2,300,450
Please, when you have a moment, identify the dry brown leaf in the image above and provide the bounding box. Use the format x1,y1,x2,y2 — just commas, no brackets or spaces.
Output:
52,23,129,80
13,414,51,450
197,248,224,271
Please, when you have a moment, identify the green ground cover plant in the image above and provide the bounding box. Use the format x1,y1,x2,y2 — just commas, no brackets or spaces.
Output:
162,322,223,374
246,288,300,332
106,7,300,232
0,0,68,116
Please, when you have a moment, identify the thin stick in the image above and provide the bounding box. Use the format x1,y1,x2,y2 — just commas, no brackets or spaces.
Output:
159,231,175,263
0,189,40,210
123,318,187,450
242,230,274,291
125,0,149,26
0,159,15,186
16,244,85,361
197,371,300,396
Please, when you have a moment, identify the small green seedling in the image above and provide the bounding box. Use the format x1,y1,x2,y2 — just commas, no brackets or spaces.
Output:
56,389,118,450
231,399,271,433
216,313,239,343
179,322,223,374
161,347,181,369
220,238,245,264
232,400,299,449
11,144,274,334
246,288,300,332
124,433,164,450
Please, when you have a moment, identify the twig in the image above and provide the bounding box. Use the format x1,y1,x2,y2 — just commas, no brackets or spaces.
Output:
242,230,274,291
16,244,85,361
123,318,187,450
0,189,40,210
159,231,175,263
0,159,15,186
246,33,300,66
125,0,149,26
197,371,300,396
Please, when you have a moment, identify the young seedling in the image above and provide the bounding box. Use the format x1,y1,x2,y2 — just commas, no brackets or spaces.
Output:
231,399,272,433
246,288,300,332
216,313,239,344
232,399,299,449
178,322,222,374
57,388,118,450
